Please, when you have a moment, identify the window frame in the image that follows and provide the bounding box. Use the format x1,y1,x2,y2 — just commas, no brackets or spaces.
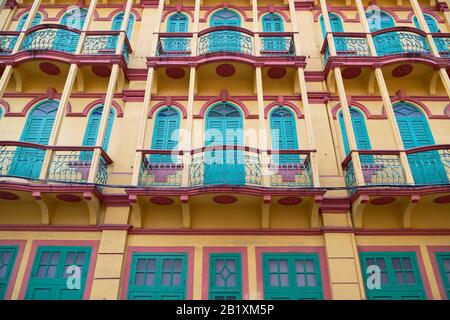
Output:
261,253,324,300
208,253,243,300
359,251,427,300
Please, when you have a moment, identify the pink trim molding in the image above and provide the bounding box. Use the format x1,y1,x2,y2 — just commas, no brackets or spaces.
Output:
94,8,142,22
313,10,359,23
66,98,124,118
201,4,252,23
0,240,26,300
255,246,332,300
162,6,195,22
201,247,249,299
264,100,304,119
148,100,187,119
121,246,195,300
427,246,450,300
197,97,253,119
18,240,99,300
357,245,433,300
331,101,387,119
258,5,291,22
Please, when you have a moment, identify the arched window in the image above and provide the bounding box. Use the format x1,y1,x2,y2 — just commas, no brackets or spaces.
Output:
11,100,59,178
112,12,135,39
17,12,42,31
320,13,344,39
61,7,88,30
82,105,115,150
262,13,284,32
270,107,298,164
262,13,285,51
338,108,371,155
394,102,446,184
167,13,188,32
204,102,244,185
210,9,241,27
151,106,180,151
366,10,395,32
413,14,439,32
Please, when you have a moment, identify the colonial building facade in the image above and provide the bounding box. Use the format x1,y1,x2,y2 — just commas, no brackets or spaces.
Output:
0,0,449,300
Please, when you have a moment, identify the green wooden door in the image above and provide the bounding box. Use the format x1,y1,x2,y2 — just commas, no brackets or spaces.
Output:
0,246,18,300
262,253,324,300
209,254,242,300
127,253,187,300
25,246,92,300
360,251,426,300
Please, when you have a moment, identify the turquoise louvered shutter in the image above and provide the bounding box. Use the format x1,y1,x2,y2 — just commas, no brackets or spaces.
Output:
338,108,371,157
210,9,241,27
270,107,299,164
262,14,285,51
82,107,114,150
61,8,87,30
380,12,395,29
112,13,135,39
321,14,345,51
17,13,42,31
413,15,438,32
167,13,188,32
150,107,180,163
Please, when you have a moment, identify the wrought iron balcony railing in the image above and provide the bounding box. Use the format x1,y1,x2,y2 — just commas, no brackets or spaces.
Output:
0,141,112,188
372,27,431,56
0,32,19,55
432,33,450,58
189,146,262,186
321,28,450,65
342,145,450,192
342,150,406,192
138,150,184,187
268,150,313,187
156,33,192,57
259,33,296,57
198,27,253,56
322,32,370,65
0,25,132,63
136,147,316,188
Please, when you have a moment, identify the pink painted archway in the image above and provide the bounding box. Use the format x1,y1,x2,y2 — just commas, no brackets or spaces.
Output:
197,98,251,119
264,101,303,119
148,101,187,119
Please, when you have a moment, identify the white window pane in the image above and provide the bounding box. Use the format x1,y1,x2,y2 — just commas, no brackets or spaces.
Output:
269,260,277,272
40,252,50,263
162,260,172,272
405,272,416,284
147,259,156,271
145,273,155,286
50,253,60,265
227,274,236,287
305,260,314,272
216,275,225,287
36,266,46,278
76,253,85,265
173,259,182,272
402,258,412,269
295,260,304,273
47,265,57,278
226,260,235,272
395,272,404,284
392,258,402,270
136,259,146,271
269,274,278,286
216,259,224,272
162,273,171,286
172,273,181,286
135,272,144,285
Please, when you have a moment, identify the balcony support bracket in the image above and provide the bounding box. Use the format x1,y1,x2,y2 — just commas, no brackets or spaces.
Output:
403,195,421,228
351,194,369,228
261,195,271,229
83,192,100,226
32,191,51,225
311,195,324,228
181,195,190,229
129,194,142,228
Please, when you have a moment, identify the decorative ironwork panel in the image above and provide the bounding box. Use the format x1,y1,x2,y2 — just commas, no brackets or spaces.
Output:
344,160,357,194
189,150,261,186
0,35,18,55
95,155,109,190
373,31,431,56
156,37,191,57
139,153,183,187
198,31,252,55
407,149,450,185
47,150,92,183
0,145,45,179
361,155,406,186
260,37,295,56
82,35,117,55
433,36,450,58
22,28,80,53
269,155,313,187
334,36,370,57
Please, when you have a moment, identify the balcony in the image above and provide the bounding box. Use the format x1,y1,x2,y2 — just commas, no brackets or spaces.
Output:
0,25,131,64
154,28,296,58
342,145,450,192
322,27,450,66
0,141,112,188
136,146,315,189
